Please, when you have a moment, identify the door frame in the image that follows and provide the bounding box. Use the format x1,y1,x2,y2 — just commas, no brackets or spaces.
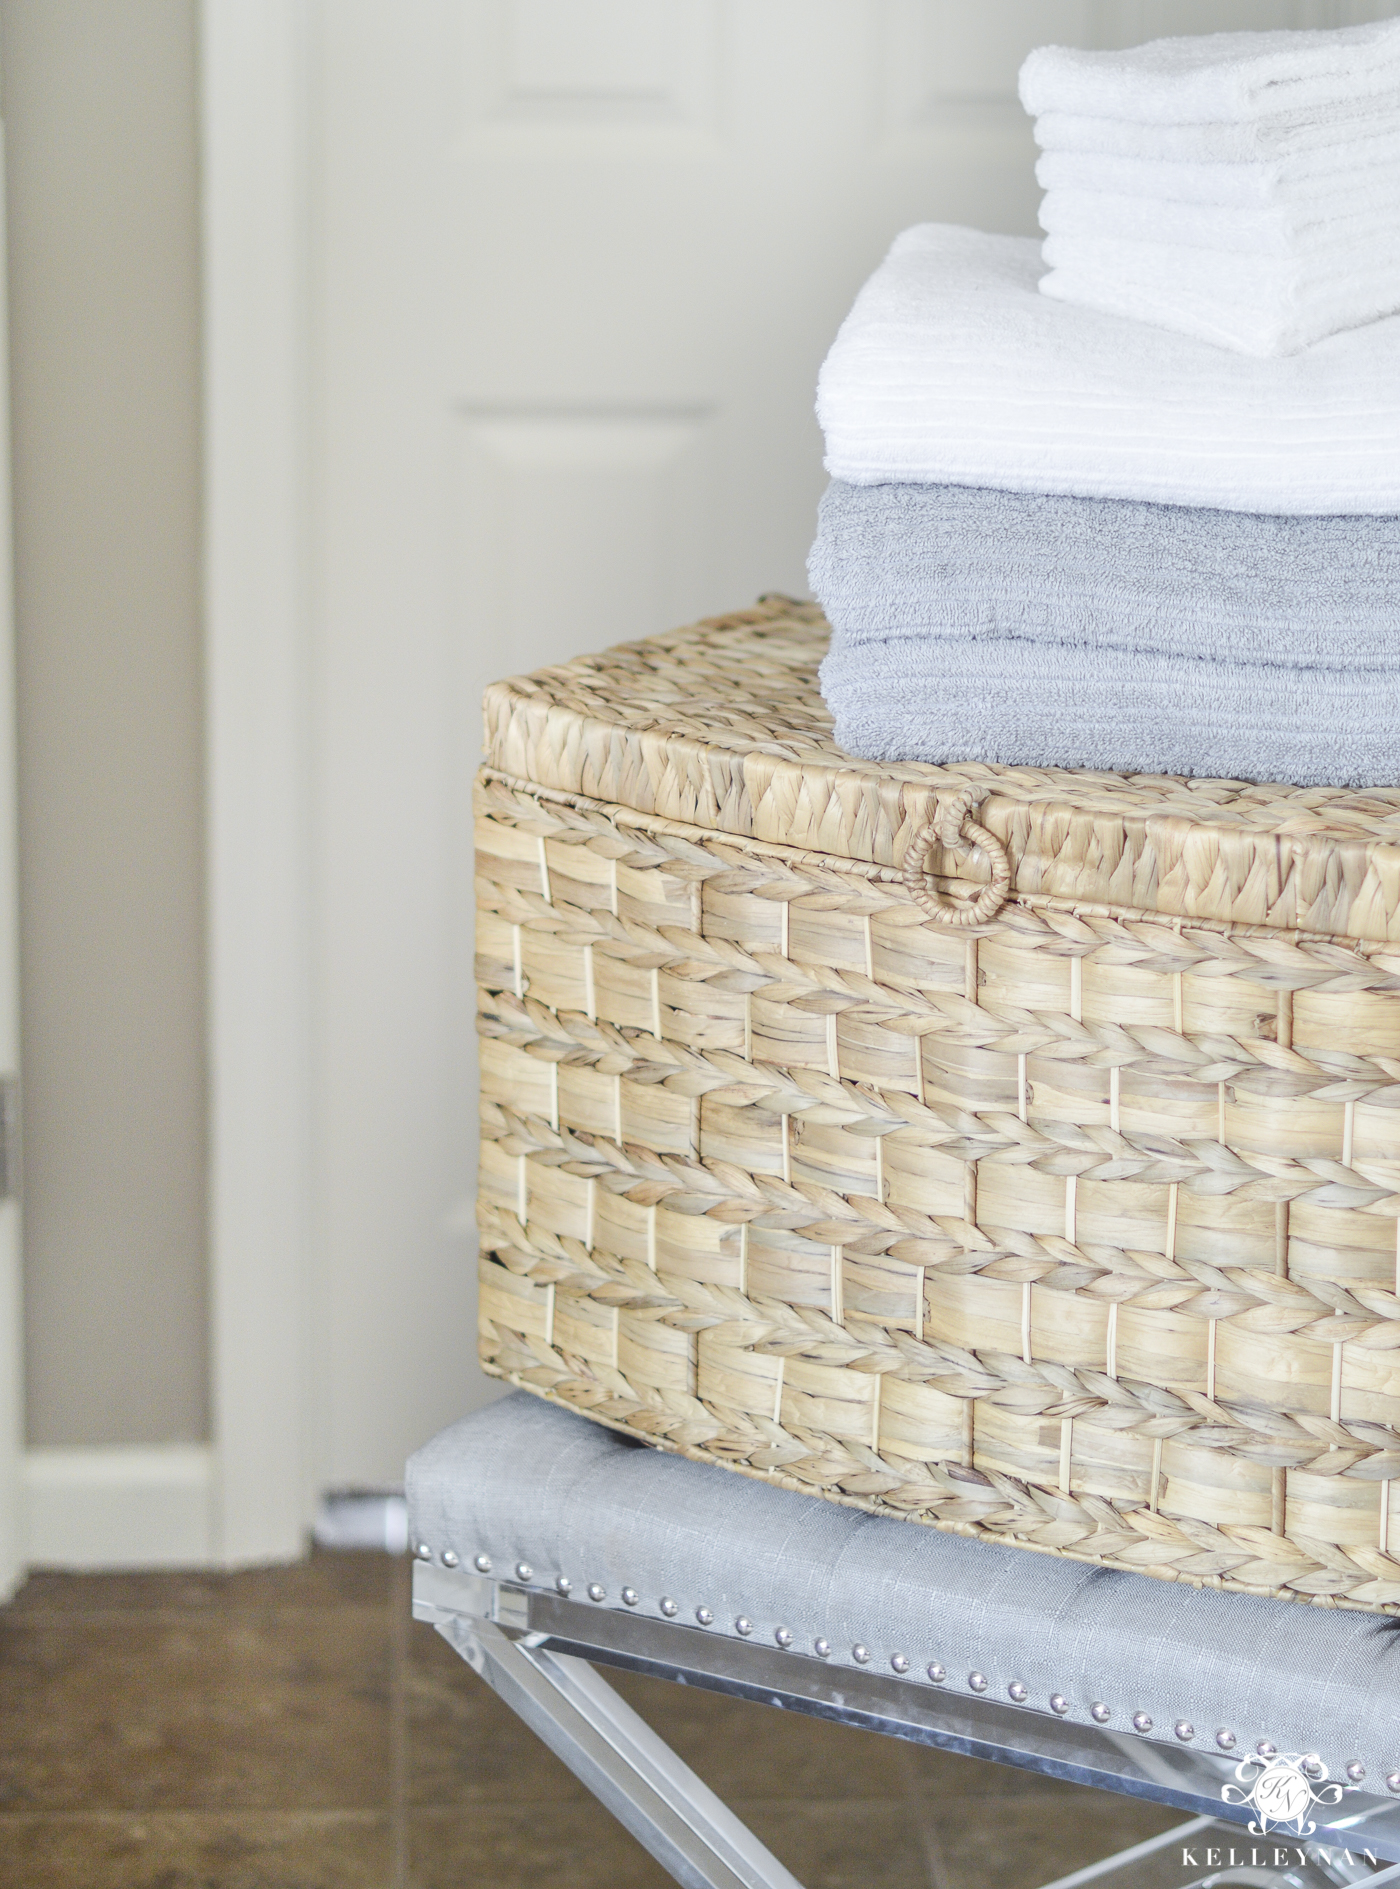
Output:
0,71,22,1600
201,0,314,1564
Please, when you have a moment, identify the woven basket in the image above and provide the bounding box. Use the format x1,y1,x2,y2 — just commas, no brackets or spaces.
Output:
476,597,1400,1612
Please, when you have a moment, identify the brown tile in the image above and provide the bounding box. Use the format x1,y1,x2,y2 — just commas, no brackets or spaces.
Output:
9,1547,397,1615
0,1607,392,1810
924,1789,1183,1889
408,1803,669,1889
405,1649,933,1885
405,1617,588,1805
610,1666,917,1803
735,1798,934,1889
0,1811,393,1889
411,1795,931,1889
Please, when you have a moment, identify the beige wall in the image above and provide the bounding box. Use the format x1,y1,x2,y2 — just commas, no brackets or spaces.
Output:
2,0,207,1446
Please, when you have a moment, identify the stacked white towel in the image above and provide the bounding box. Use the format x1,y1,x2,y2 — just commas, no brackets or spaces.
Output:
1020,19,1400,356
809,221,1400,785
815,224,1400,515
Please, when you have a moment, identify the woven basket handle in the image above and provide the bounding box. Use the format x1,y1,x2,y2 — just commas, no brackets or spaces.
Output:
901,789,1010,928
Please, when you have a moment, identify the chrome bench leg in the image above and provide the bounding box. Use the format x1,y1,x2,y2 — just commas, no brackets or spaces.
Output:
436,1611,806,1889
434,1603,1400,1889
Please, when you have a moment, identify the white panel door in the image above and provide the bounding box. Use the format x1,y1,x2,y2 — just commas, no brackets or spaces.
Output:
308,0,1396,1487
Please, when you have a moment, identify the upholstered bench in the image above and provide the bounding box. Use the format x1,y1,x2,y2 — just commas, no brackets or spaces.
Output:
409,1392,1400,1889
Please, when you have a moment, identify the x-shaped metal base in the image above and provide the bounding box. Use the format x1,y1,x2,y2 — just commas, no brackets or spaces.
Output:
417,1569,1400,1889
439,1611,803,1889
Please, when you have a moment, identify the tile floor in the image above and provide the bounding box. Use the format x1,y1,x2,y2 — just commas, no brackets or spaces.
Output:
0,1548,1182,1888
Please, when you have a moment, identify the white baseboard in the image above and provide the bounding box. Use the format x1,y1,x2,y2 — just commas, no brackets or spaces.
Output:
22,1444,215,1569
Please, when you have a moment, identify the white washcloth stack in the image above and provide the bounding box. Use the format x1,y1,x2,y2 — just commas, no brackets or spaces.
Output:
1020,18,1400,356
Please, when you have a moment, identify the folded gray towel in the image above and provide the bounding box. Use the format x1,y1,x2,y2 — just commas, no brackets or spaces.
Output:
819,634,1398,787
809,479,1400,669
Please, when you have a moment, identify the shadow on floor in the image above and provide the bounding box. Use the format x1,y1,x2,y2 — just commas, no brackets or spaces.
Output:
0,1549,1180,1887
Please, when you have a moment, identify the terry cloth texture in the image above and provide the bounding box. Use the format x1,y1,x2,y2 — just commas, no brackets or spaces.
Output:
1036,235,1400,357
407,1391,1400,1789
814,223,1400,514
1021,23,1400,353
818,634,1400,790
1032,98,1400,165
807,479,1400,671
1036,179,1398,255
1035,144,1400,211
1018,17,1400,124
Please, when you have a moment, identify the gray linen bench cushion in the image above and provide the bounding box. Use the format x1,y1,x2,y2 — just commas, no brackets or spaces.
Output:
407,1391,1400,1785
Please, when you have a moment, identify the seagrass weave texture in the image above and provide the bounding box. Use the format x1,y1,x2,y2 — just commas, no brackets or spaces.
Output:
477,598,1400,1612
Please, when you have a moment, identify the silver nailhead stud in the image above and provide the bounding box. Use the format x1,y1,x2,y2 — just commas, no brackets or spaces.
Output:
555,1575,572,1596
1217,1730,1237,1752
660,1597,679,1618
891,1653,910,1675
1386,1771,1400,1794
1347,1761,1366,1784
968,1671,988,1693
1050,1695,1069,1716
1175,1722,1195,1742
441,1550,459,1569
696,1606,714,1627
927,1662,946,1683
472,1553,491,1573
516,1562,533,1583
775,1626,793,1648
853,1644,871,1665
1091,1703,1111,1724
414,1542,432,1561
621,1587,639,1607
587,1582,605,1602
815,1638,832,1658
1132,1713,1152,1734
1008,1681,1028,1703
1257,1741,1276,1759
735,1616,753,1636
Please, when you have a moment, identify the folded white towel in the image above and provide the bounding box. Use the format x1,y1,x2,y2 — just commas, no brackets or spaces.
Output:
1038,184,1393,256
1027,34,1400,355
1040,229,1400,354
1019,18,1400,125
1036,144,1400,209
1033,98,1400,165
815,223,1400,514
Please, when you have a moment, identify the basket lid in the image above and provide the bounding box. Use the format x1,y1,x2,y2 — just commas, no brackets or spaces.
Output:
482,596,1400,948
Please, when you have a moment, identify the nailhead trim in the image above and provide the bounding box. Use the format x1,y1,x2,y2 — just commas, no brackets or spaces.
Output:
461,1564,1371,1778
